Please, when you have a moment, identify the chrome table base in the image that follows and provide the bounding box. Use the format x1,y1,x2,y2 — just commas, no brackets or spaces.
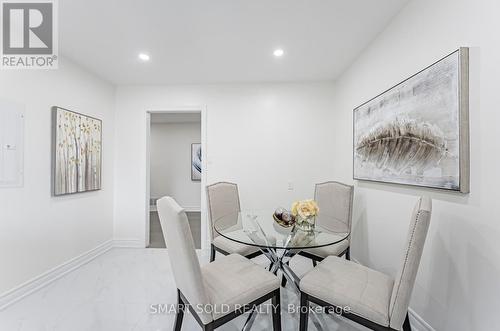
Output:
242,247,300,331
242,247,328,331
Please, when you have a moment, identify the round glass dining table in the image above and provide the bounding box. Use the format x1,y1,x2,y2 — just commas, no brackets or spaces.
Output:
213,210,350,290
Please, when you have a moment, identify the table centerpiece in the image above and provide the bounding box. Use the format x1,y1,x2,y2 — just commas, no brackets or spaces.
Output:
291,199,319,231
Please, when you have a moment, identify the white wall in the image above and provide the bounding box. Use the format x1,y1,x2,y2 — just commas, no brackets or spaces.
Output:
113,83,336,247
0,58,115,295
330,0,499,330
150,121,201,209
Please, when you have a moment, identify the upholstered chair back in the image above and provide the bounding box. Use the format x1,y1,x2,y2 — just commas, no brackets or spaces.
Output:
206,182,241,239
314,181,354,233
157,197,213,325
389,196,432,329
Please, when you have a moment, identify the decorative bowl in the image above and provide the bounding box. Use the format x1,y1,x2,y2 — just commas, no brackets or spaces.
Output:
273,213,295,228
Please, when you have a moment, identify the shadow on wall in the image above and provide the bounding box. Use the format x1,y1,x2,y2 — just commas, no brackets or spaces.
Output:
419,216,500,331
349,180,477,330
351,192,369,264
349,180,471,271
422,230,465,331
357,180,470,205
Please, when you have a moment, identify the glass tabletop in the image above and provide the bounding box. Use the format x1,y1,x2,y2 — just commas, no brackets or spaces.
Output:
213,210,350,250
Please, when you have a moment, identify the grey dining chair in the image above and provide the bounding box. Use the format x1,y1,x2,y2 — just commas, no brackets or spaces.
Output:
157,196,281,331
206,182,262,262
298,181,354,265
299,196,432,331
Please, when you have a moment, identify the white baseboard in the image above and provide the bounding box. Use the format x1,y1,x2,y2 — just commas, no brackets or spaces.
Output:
183,206,201,213
113,238,145,248
0,238,146,311
0,239,113,311
149,205,200,213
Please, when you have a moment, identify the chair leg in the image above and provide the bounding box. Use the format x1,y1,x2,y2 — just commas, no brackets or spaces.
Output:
174,290,185,331
281,274,287,287
402,312,412,331
203,324,214,331
281,260,290,287
345,247,351,260
210,244,216,262
272,290,282,331
299,292,309,331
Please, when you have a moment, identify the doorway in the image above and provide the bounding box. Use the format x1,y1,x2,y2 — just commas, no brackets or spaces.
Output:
146,110,205,248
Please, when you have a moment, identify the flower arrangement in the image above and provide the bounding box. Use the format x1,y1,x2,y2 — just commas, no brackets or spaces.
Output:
291,199,319,218
291,199,319,231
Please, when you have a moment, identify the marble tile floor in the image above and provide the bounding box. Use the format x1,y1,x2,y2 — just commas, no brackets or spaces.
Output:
0,248,368,331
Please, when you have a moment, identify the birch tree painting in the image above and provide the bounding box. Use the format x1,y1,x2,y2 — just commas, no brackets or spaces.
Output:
52,107,102,195
353,48,469,192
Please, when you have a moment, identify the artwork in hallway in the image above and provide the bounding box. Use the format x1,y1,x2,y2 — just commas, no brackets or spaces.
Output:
191,143,201,181
353,48,469,192
52,107,102,195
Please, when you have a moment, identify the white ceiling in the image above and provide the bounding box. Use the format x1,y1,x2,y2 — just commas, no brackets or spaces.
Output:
60,0,409,85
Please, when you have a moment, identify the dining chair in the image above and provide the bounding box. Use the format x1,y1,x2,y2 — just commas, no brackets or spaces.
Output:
298,181,354,265
298,196,432,331
206,182,262,262
157,196,281,331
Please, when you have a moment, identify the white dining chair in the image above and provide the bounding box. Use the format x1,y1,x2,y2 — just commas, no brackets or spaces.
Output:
299,181,354,265
299,196,432,331
206,182,262,262
157,196,281,331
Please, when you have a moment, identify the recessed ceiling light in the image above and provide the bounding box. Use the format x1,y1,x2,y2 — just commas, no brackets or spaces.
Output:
273,49,284,57
138,53,150,62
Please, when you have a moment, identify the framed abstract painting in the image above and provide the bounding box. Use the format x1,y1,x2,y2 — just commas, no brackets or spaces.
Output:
52,107,102,196
191,143,201,181
353,48,470,193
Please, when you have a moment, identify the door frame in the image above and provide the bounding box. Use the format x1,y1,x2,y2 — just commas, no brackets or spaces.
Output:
145,107,208,249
